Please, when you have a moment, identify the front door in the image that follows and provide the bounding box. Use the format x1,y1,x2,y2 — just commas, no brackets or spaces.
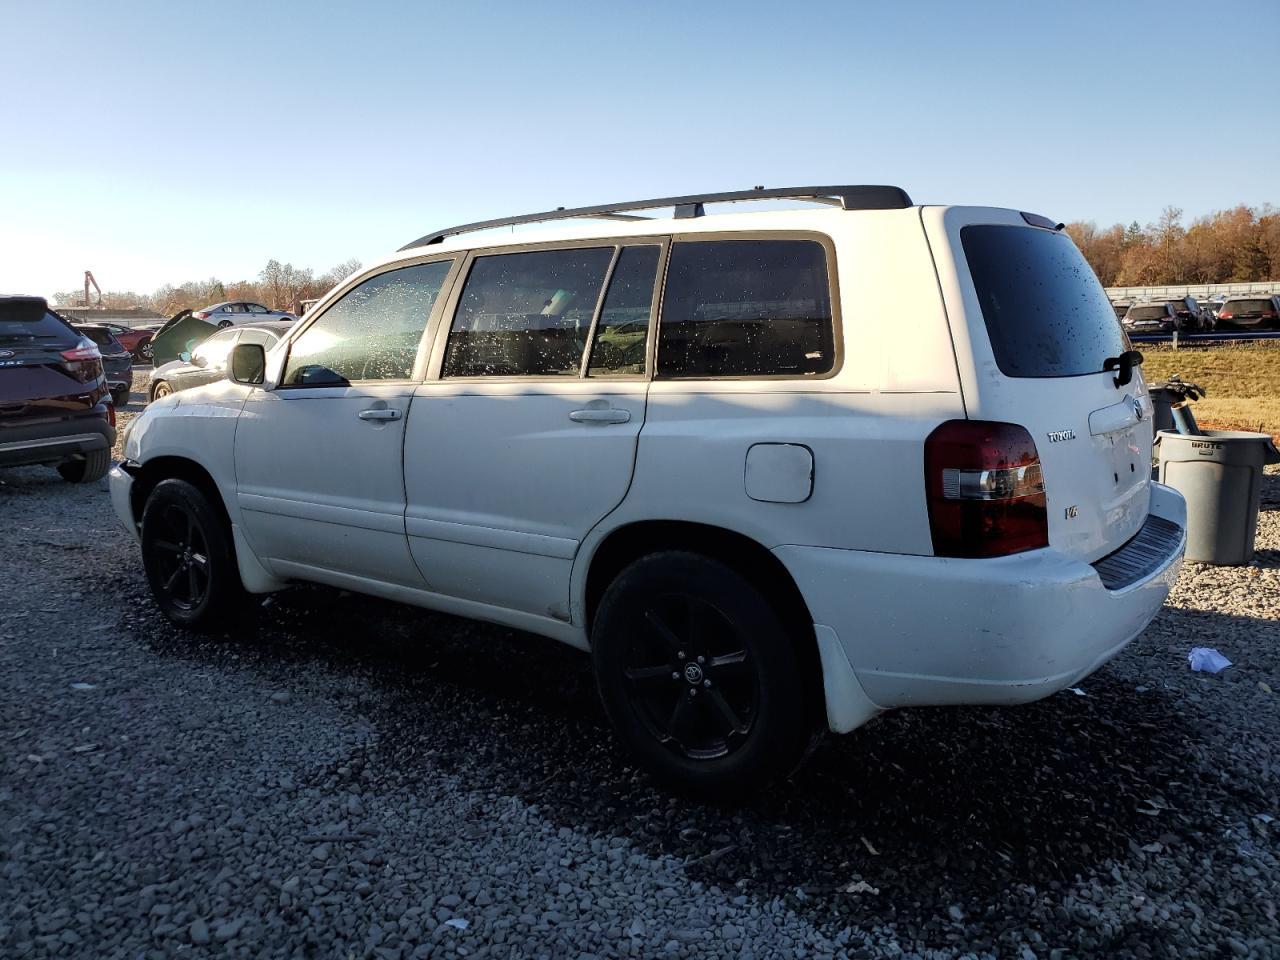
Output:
233,259,457,587
404,242,662,620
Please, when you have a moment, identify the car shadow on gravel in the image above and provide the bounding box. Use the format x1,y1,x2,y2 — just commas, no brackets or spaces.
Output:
110,572,1278,946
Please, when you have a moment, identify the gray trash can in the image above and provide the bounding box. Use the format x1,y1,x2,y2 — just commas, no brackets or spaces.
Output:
1156,429,1280,564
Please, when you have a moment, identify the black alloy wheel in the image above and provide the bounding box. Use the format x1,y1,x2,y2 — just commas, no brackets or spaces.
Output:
624,592,756,760
593,551,813,794
141,478,244,628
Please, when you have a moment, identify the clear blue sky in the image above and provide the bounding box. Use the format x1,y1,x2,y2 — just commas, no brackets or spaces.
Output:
2,0,1276,300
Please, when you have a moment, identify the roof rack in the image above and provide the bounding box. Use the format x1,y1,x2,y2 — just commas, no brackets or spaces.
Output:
399,184,913,251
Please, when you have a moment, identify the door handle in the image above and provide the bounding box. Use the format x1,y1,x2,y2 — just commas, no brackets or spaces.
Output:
358,408,402,421
568,407,630,424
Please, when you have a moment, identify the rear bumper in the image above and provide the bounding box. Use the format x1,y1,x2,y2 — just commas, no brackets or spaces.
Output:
776,483,1186,720
0,415,114,468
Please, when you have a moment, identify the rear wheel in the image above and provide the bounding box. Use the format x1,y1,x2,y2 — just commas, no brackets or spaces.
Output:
137,338,153,361
217,319,233,329
111,387,130,407
57,447,110,483
592,551,813,794
141,479,244,628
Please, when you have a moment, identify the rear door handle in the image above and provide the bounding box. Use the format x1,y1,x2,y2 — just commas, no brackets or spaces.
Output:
358,408,402,421
568,408,631,424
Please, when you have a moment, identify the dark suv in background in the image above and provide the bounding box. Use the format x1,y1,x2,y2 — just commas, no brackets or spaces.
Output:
74,324,134,405
1216,295,1280,329
1121,302,1181,333
0,296,116,483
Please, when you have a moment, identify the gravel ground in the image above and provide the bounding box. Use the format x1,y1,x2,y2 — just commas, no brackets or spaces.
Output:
2,397,1278,959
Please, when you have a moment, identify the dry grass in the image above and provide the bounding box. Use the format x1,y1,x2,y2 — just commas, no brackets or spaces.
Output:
1141,341,1280,438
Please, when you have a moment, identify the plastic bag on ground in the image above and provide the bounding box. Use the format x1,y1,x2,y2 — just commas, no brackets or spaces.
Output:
1188,647,1232,673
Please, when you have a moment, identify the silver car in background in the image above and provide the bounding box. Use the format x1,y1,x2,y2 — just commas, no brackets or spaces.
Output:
148,321,291,400
193,300,297,328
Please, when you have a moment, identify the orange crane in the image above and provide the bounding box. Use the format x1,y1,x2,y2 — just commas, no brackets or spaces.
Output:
83,270,102,307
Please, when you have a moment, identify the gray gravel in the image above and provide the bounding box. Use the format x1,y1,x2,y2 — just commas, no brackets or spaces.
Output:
2,401,1278,958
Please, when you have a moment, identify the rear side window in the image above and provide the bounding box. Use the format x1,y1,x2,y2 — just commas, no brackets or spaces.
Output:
962,225,1127,378
76,327,116,347
283,260,452,385
0,302,76,344
657,239,834,378
443,247,614,377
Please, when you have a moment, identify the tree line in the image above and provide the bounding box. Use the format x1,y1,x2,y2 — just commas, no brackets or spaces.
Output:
55,258,362,316
1066,204,1280,287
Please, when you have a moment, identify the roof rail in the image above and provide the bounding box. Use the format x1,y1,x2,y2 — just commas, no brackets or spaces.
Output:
399,184,913,251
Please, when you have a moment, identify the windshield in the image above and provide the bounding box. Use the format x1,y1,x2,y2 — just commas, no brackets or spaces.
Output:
962,225,1127,378
1127,306,1170,321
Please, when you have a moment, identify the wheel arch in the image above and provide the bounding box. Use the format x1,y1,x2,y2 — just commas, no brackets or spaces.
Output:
128,455,231,532
581,520,825,723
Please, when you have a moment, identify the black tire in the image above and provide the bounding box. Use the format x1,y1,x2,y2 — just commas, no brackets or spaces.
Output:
111,387,130,407
151,381,172,401
136,338,152,361
592,551,813,795
56,447,110,484
217,319,233,329
140,478,245,629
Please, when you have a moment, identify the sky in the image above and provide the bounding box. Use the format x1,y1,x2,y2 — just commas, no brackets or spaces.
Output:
2,0,1277,301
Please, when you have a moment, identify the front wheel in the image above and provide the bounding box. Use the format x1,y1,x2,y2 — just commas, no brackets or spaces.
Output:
151,381,172,401
141,478,245,628
592,551,814,794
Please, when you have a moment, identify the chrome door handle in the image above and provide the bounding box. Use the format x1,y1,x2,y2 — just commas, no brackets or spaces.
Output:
568,408,631,424
358,408,402,421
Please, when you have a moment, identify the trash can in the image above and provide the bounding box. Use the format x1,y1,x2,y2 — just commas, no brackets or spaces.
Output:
1147,386,1179,437
1157,429,1280,564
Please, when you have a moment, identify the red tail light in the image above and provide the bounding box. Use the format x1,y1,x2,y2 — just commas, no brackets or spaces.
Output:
60,343,101,362
924,420,1049,558
104,401,116,428
193,311,209,319
1219,311,1233,320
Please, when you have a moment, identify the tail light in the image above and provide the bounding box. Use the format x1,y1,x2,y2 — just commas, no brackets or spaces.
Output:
924,420,1049,558
103,401,116,428
193,311,209,319
1263,310,1278,320
60,341,103,383
1219,311,1233,320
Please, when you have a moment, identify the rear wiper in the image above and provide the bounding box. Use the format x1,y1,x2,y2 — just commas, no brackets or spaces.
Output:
1103,349,1144,387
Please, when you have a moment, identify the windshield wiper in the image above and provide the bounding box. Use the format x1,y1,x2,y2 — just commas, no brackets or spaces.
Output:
1104,349,1144,387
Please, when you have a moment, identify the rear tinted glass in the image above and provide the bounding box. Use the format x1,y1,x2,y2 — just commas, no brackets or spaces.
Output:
962,225,1126,378
1226,299,1270,313
1127,306,1170,321
657,239,834,378
0,302,76,344
77,327,116,347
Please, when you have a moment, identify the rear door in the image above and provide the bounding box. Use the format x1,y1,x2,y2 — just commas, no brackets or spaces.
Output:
404,241,660,619
924,208,1151,563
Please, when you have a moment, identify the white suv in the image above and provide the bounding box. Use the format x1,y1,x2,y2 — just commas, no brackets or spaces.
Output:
110,186,1187,793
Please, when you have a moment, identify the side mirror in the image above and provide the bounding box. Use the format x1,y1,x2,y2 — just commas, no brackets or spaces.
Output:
230,343,266,385
179,351,191,363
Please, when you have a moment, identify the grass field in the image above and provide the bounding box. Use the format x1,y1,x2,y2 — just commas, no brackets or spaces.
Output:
1141,340,1280,438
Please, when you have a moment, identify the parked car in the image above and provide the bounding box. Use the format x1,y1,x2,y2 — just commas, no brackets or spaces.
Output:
97,321,163,361
149,322,291,400
74,324,134,406
109,187,1187,793
193,301,297,328
1111,301,1129,321
1164,295,1212,331
1,295,115,482
1122,302,1181,333
1215,295,1280,329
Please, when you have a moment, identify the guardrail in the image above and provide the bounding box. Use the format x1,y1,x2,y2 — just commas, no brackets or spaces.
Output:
1107,281,1279,301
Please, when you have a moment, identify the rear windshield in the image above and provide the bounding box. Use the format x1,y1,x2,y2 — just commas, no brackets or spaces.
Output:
0,302,77,344
1127,305,1170,321
1225,299,1271,313
77,327,116,347
962,225,1127,378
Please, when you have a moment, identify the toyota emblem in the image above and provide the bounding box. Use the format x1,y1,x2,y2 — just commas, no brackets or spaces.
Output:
1131,395,1145,421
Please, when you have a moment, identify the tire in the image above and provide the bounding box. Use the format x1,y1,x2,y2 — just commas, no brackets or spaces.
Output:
140,478,245,629
592,551,813,795
56,447,110,484
217,319,233,329
137,338,153,361
151,381,172,401
111,387,130,407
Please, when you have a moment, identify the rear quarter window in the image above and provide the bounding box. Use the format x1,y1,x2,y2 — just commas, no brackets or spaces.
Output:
962,225,1127,378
